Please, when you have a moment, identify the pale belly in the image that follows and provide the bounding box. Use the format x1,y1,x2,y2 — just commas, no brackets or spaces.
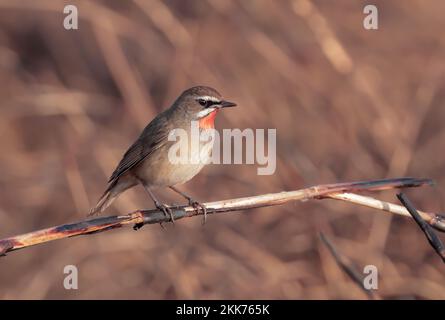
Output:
133,136,215,188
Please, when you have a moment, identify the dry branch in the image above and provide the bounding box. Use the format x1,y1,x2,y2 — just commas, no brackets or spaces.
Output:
397,193,445,263
325,192,445,231
319,233,380,300
0,177,438,257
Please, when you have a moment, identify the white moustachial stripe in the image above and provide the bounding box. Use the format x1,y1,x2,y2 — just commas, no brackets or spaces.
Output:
196,107,217,118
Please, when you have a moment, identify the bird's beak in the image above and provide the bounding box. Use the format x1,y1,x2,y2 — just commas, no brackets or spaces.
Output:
219,100,237,108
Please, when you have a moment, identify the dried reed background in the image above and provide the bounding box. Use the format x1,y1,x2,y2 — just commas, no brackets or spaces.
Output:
0,0,444,299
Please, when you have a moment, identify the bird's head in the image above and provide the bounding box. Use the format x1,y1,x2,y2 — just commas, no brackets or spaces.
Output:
175,86,237,128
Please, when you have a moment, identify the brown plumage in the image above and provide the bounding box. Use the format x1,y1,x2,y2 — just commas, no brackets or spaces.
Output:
89,86,236,219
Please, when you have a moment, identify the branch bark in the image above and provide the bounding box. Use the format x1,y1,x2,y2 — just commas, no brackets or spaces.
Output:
0,177,439,257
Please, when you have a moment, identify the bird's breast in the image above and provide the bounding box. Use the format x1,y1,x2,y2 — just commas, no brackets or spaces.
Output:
198,109,218,129
134,130,215,188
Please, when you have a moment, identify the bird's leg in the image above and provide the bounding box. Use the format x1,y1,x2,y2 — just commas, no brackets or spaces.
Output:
137,179,175,224
146,188,175,223
169,186,207,224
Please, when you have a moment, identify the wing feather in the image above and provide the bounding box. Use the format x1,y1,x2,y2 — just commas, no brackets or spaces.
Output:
108,111,170,183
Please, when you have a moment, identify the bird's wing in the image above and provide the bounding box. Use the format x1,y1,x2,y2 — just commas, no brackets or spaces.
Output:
108,112,170,183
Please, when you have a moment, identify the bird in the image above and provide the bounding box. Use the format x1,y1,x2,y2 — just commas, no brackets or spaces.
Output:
89,86,237,225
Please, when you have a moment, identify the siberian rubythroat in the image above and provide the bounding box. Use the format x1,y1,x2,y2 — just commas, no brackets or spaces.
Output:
90,86,237,223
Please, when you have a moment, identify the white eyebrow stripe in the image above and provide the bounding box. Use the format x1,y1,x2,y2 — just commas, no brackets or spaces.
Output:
196,95,220,102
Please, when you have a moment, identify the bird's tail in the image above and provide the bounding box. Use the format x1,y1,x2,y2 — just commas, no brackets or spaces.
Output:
89,189,115,216
88,179,136,216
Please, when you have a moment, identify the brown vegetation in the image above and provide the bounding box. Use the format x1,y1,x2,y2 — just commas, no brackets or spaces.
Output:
0,0,444,299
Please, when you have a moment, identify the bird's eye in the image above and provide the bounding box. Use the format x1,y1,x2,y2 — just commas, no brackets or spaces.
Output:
198,99,207,107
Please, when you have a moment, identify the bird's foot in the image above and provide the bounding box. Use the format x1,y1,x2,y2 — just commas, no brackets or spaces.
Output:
155,202,175,223
189,199,207,225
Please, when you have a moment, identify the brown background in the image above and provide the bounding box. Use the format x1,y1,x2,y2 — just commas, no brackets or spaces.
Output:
1,0,445,299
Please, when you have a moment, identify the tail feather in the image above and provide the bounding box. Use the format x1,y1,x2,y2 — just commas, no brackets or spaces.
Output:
88,185,117,216
89,178,136,216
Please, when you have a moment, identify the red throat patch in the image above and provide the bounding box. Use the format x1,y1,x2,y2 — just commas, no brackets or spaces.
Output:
199,109,218,129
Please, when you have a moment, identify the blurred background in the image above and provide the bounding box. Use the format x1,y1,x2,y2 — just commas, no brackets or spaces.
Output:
1,0,445,299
